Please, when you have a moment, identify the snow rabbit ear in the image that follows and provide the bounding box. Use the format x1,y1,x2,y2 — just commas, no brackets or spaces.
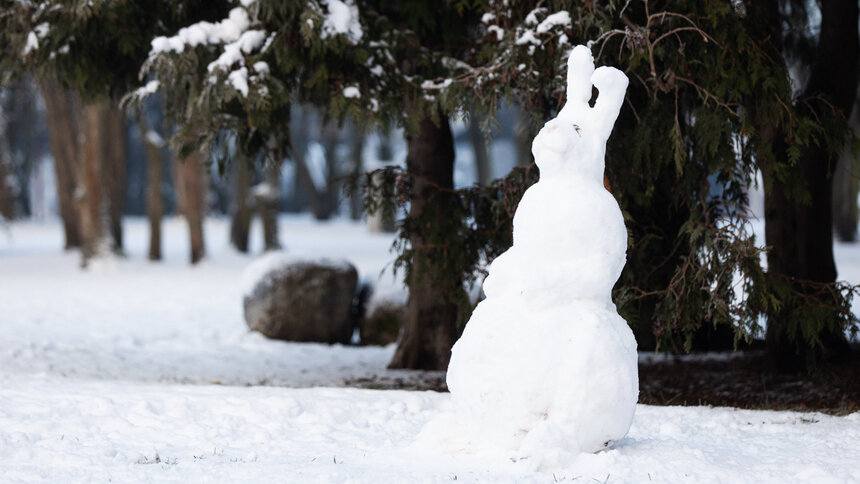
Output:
590,66,629,139
566,45,596,106
560,45,629,141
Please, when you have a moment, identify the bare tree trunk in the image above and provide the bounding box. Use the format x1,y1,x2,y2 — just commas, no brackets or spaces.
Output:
177,151,206,264
290,109,331,220
468,106,491,186
139,115,164,261
1,80,38,219
349,126,364,220
39,80,81,249
293,154,327,218
367,130,396,233
171,154,187,217
78,102,109,266
0,136,13,220
103,105,127,253
832,91,860,242
287,107,340,220
389,111,461,371
230,158,252,253
320,120,340,217
516,109,536,167
255,162,281,251
367,171,396,233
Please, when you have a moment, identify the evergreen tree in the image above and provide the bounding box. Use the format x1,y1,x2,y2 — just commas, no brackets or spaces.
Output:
134,0,484,369
362,0,858,367
745,0,859,369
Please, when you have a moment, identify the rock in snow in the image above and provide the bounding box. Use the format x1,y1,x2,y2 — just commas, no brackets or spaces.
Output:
421,45,638,463
242,252,358,344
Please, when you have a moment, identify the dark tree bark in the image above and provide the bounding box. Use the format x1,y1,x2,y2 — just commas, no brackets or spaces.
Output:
230,158,252,253
289,108,332,220
77,102,109,266
293,153,329,218
320,120,340,217
177,151,207,264
760,0,859,369
138,115,164,261
389,111,461,371
40,80,81,249
257,162,281,251
468,106,491,186
832,91,860,242
103,105,127,253
1,80,38,219
349,126,365,221
0,135,13,220
515,109,535,168
171,153,187,218
367,131,396,233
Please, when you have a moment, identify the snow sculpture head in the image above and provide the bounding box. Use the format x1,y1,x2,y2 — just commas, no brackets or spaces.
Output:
530,119,575,179
543,45,630,183
425,45,639,468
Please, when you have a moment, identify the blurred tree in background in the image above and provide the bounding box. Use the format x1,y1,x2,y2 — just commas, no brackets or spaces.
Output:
0,0,227,265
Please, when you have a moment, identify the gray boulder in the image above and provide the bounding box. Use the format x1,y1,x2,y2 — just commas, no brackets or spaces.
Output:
242,253,358,344
360,302,405,346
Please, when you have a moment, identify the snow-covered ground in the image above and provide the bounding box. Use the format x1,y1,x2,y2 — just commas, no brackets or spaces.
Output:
2,216,860,483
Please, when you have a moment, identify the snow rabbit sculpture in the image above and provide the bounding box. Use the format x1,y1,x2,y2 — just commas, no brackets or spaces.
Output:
429,45,639,461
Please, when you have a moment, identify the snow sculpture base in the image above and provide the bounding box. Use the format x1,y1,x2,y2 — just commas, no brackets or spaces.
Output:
420,46,638,463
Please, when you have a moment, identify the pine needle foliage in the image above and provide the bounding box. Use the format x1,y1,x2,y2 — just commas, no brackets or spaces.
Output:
364,0,858,353
0,0,225,101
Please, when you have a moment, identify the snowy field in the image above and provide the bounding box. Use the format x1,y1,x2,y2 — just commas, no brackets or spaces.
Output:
2,216,860,483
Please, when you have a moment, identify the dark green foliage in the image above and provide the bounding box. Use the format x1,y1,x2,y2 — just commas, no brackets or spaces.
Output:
360,162,539,330
362,0,858,354
0,0,226,100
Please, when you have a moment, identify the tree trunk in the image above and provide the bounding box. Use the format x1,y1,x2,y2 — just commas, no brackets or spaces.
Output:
293,154,328,218
77,102,110,266
139,115,164,261
367,130,396,233
39,80,81,249
230,158,252,253
0,136,13,220
515,109,535,168
349,126,364,220
762,0,858,369
1,80,38,219
290,108,331,219
319,120,340,218
389,111,461,371
171,153,187,217
832,90,860,242
177,151,207,264
468,106,491,186
257,162,281,251
103,105,127,253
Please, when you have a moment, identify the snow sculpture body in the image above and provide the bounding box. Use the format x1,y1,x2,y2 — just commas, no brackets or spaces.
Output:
436,45,638,458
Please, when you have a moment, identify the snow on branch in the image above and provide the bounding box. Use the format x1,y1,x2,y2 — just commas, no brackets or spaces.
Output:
146,2,270,99
319,0,363,43
149,7,253,54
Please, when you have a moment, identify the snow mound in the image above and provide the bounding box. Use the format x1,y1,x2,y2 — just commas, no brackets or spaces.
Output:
421,45,637,466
